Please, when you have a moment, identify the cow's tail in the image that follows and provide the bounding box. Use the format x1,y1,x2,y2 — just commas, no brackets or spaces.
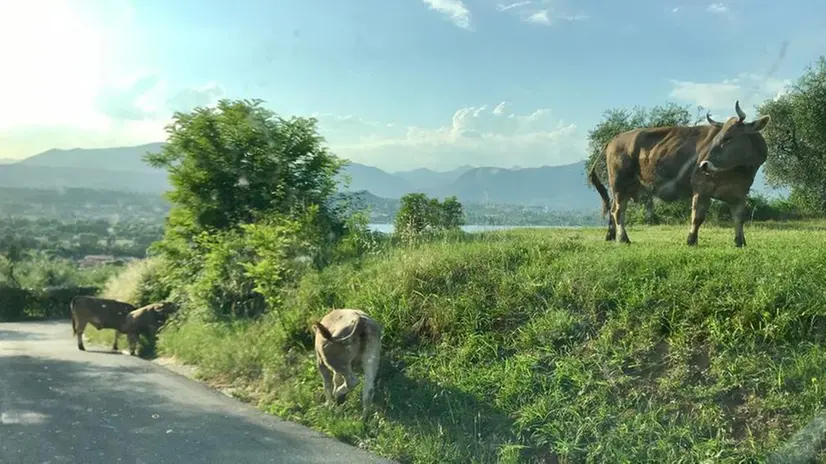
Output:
588,151,611,217
70,298,77,335
313,317,363,344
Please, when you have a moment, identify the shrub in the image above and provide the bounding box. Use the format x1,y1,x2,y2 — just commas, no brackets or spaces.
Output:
101,257,170,307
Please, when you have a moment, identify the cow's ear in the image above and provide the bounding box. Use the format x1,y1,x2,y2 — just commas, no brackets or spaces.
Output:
748,115,770,132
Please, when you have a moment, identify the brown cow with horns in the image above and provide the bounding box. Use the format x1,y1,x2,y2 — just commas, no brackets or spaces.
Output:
589,100,771,247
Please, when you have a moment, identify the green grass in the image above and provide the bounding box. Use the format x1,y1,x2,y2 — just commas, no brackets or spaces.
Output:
102,223,826,462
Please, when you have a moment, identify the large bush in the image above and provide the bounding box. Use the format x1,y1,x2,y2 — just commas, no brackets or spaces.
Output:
139,99,370,321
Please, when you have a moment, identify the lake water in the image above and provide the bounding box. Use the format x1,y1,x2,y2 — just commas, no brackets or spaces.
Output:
367,223,586,234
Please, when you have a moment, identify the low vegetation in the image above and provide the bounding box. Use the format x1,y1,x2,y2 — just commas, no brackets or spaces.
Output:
94,224,826,462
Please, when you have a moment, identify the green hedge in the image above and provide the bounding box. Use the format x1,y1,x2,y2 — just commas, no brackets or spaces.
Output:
0,285,100,321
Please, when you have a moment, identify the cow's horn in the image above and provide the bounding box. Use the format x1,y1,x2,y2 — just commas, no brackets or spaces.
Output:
735,100,746,121
706,112,722,126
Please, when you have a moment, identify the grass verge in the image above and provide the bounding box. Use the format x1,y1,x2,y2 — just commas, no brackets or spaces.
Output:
92,223,826,462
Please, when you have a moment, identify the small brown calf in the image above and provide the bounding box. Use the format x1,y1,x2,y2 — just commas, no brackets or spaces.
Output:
124,301,179,356
312,308,382,419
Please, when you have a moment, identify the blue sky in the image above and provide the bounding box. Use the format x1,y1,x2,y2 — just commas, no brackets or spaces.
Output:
0,0,824,172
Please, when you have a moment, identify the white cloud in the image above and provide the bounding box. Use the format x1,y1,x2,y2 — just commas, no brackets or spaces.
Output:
672,7,680,13
316,102,586,172
422,0,472,30
95,73,167,121
706,3,728,14
668,73,792,116
166,82,226,114
526,10,551,25
497,1,532,12
498,1,589,25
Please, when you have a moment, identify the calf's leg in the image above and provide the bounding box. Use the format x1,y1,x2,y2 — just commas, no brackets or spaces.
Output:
333,361,360,403
127,331,139,356
316,358,335,405
360,336,382,419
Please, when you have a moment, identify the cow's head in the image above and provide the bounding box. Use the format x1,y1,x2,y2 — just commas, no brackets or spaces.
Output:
700,100,771,174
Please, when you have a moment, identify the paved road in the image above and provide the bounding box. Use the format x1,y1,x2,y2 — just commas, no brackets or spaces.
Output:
0,320,395,464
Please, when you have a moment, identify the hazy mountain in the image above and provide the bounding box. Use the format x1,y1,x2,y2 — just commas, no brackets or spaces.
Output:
436,161,597,210
0,143,789,209
392,165,475,191
338,163,413,199
17,142,165,173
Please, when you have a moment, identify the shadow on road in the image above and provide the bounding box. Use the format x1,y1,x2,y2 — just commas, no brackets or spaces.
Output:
0,354,373,463
0,329,50,342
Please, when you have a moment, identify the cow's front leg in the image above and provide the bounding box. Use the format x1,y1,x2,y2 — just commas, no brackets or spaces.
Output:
687,193,711,246
112,331,119,351
730,200,747,247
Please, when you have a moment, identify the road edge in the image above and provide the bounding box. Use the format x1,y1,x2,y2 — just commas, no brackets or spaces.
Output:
82,339,397,463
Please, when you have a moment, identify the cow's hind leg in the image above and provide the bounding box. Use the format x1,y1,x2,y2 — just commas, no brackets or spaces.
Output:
611,194,632,244
605,204,616,241
687,193,711,246
730,200,747,247
76,320,87,351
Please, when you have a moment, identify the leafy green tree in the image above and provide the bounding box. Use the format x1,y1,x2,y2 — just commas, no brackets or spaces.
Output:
0,234,25,287
144,98,345,233
437,196,465,230
395,193,431,236
757,56,826,213
395,193,465,237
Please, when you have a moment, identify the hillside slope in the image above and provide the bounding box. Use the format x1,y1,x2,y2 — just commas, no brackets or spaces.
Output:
143,224,826,463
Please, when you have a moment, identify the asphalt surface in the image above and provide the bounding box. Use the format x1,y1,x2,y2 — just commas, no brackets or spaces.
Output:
0,320,395,464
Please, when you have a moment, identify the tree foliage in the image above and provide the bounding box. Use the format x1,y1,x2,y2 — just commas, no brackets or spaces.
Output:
394,193,466,238
141,98,377,320
145,98,345,233
757,56,826,213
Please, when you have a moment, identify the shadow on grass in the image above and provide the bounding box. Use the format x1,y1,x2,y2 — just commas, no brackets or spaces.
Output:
0,354,393,463
370,357,545,463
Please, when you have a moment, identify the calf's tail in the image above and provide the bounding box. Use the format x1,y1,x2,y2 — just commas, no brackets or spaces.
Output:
313,317,363,344
588,153,611,217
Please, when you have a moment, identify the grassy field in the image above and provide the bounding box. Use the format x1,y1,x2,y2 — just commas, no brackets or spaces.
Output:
88,222,826,463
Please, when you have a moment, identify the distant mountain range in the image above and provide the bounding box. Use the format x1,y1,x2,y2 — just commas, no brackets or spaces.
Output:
0,142,788,211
